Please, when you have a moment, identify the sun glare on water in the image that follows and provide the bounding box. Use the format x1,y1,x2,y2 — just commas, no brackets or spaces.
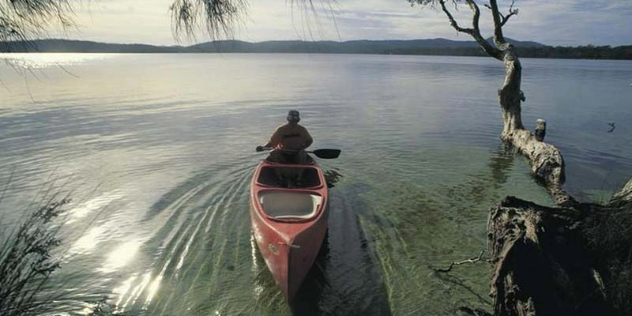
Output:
0,53,117,68
99,240,143,273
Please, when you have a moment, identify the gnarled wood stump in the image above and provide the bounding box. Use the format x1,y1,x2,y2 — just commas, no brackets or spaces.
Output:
485,178,632,316
487,197,609,316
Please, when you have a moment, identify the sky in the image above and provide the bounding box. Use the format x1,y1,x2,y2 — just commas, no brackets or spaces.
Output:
55,0,632,46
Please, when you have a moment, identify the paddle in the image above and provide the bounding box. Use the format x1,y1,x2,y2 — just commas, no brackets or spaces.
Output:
257,147,341,159
309,149,341,159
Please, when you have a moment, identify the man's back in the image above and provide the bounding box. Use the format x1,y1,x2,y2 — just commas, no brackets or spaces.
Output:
270,123,312,151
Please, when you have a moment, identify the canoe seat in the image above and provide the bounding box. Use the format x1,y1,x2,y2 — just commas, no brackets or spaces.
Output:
257,167,321,189
259,192,322,220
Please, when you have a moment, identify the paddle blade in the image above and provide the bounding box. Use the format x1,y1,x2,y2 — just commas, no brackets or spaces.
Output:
312,149,341,159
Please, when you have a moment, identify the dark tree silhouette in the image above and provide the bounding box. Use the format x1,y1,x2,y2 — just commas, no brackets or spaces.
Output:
0,0,74,44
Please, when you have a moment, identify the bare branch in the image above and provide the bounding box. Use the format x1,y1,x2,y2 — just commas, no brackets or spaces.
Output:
488,0,520,46
435,0,503,59
465,0,481,33
438,0,474,35
489,0,507,47
501,7,518,27
430,250,487,273
463,0,503,59
500,10,517,27
427,0,502,59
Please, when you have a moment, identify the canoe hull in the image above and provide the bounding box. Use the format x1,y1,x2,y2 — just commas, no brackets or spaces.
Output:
250,160,329,301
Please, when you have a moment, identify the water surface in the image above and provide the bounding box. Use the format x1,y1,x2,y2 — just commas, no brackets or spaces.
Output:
0,53,631,315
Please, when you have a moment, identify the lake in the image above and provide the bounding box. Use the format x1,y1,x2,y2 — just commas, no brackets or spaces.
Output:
0,53,631,315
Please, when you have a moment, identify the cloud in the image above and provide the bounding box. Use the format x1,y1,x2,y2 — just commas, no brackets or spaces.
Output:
235,0,632,45
500,0,632,45
42,0,632,46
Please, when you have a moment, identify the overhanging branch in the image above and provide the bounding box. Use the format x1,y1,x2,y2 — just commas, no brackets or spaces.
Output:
0,0,74,42
483,0,517,27
170,0,248,41
438,0,474,35
438,0,502,60
501,0,518,26
464,0,502,59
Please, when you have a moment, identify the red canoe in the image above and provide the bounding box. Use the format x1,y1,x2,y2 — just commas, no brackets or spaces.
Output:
249,159,329,301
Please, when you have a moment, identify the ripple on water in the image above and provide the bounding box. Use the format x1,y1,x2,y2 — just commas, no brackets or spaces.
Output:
0,54,630,315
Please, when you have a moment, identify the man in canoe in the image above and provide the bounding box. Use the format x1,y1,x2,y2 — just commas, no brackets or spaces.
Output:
256,110,313,165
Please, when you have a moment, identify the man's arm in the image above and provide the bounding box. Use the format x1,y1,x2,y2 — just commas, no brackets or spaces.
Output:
257,126,283,152
264,127,282,148
302,127,313,149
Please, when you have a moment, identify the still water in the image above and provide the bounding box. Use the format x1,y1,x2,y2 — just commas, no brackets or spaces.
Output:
0,54,631,315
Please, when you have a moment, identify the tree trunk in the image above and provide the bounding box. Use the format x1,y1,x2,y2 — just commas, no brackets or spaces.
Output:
498,49,524,135
495,47,574,206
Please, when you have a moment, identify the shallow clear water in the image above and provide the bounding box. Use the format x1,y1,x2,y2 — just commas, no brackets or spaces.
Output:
0,53,631,315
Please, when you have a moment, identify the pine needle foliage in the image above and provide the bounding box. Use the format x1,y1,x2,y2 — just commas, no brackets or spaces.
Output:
0,197,69,316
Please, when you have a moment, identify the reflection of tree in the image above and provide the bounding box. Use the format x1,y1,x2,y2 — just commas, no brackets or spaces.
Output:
444,145,516,205
323,168,343,188
487,144,516,189
288,188,393,316
344,147,518,316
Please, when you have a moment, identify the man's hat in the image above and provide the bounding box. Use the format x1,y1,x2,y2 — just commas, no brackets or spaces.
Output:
287,110,300,122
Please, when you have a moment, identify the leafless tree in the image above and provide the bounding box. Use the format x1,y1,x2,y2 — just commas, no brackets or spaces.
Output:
408,0,574,205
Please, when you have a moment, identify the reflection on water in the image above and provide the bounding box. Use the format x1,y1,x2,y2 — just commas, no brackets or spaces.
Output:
67,191,123,224
71,226,106,253
324,168,343,188
100,240,143,273
0,53,115,68
0,54,630,315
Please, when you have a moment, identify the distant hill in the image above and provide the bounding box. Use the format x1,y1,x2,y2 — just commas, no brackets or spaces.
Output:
0,38,545,54
1,38,630,59
0,39,184,53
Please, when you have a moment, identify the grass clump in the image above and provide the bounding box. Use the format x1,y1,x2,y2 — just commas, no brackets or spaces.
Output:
0,197,69,316
583,200,632,316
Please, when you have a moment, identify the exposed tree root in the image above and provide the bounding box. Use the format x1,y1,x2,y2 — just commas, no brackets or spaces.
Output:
486,178,632,316
487,197,607,316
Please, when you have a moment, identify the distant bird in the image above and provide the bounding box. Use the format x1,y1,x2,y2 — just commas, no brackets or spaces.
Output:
607,122,616,133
